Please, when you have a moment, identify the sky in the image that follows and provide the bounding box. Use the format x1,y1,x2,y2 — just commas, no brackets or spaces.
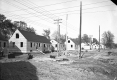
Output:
0,0,117,43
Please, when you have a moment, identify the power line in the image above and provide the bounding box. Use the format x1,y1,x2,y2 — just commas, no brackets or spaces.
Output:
13,0,57,20
2,0,115,25
1,0,110,14
1,0,78,13
58,9,117,16
1,3,114,17
0,1,80,36
1,0,112,33
2,0,55,24
15,0,79,32
1,0,113,35
7,14,56,29
19,0,114,35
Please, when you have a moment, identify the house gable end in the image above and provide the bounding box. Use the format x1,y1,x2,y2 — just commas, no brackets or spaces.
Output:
9,29,27,42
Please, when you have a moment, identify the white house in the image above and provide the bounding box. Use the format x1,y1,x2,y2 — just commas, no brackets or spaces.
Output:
50,39,65,51
81,43,91,50
9,29,51,53
65,38,79,50
91,43,105,50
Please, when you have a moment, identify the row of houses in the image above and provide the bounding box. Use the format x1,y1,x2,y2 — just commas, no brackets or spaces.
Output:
0,29,105,55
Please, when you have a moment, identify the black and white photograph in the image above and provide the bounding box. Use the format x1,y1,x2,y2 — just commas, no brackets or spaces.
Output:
0,0,117,80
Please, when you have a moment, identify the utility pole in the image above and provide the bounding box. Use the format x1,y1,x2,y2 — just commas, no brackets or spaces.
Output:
79,1,82,59
66,14,68,55
99,25,100,52
54,18,62,54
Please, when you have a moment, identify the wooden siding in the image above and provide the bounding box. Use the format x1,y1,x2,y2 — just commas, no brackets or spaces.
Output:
9,29,27,53
51,40,65,51
66,39,75,50
27,41,51,53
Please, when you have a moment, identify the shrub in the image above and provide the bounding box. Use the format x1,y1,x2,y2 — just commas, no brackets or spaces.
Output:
50,55,56,58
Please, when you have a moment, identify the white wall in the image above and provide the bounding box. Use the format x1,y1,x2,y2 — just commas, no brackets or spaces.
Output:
81,43,90,50
50,40,58,51
65,39,75,50
9,29,27,53
51,40,65,51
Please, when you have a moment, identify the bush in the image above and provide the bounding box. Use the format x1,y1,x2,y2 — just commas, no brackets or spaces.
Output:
51,46,55,52
50,55,56,58
107,51,112,56
27,53,33,59
8,53,15,58
43,50,51,54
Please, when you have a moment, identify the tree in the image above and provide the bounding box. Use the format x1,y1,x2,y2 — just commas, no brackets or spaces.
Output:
42,29,50,40
0,14,6,22
51,31,66,43
51,31,59,41
13,21,36,33
102,31,114,48
82,34,90,44
0,14,17,39
92,38,99,44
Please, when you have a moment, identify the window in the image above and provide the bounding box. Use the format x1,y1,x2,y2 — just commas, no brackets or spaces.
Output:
48,44,50,48
68,40,70,43
20,42,23,47
36,46,38,49
0,42,1,47
36,43,38,49
4,42,6,47
44,44,46,47
38,43,40,47
16,33,19,38
30,50,32,52
55,44,57,47
71,45,73,48
13,42,15,47
30,42,32,47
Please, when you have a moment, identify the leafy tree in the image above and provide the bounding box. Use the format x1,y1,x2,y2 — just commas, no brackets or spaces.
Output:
51,31,66,43
0,14,17,39
92,38,99,44
82,34,90,44
0,14,36,39
113,43,117,48
42,29,50,40
13,21,36,33
0,14,6,22
102,31,114,48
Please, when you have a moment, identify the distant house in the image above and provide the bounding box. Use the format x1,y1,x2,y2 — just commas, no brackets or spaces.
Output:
9,29,51,53
0,33,8,55
50,39,65,51
91,43,105,50
81,43,91,50
65,38,79,50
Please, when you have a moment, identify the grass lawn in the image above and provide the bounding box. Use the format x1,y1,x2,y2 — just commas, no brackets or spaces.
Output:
0,61,38,80
0,49,117,80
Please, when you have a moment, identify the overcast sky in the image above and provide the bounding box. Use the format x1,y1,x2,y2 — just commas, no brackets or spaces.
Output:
0,0,117,43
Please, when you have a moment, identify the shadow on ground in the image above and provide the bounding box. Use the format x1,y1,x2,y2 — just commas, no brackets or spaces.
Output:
0,61,38,80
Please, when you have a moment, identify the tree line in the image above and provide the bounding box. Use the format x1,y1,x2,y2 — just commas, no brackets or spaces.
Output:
0,13,116,49
0,14,36,40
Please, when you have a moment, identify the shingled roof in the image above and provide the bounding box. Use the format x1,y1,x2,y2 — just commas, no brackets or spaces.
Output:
71,38,79,45
19,29,51,44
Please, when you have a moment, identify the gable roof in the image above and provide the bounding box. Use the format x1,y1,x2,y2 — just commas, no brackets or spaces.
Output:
70,38,79,45
0,33,7,41
18,29,51,44
51,39,65,44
